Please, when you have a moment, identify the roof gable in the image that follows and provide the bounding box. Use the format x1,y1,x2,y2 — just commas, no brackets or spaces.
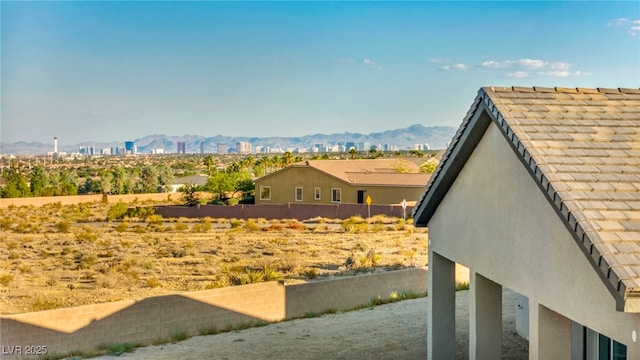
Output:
413,86,640,311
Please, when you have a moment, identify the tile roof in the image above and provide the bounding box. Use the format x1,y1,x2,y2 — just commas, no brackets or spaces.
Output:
413,86,640,312
258,159,430,187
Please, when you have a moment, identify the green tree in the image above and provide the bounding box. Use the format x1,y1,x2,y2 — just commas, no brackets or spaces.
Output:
181,183,200,207
139,165,160,193
29,165,48,196
349,148,357,159
98,169,114,194
2,163,31,198
156,165,174,192
205,170,236,201
111,167,129,194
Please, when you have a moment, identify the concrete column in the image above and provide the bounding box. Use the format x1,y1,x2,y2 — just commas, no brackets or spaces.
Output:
427,251,456,360
529,303,572,360
469,271,502,360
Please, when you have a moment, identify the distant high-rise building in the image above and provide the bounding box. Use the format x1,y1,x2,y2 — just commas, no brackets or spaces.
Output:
217,143,227,155
200,142,205,154
236,142,252,154
125,141,135,155
53,136,59,154
177,142,186,154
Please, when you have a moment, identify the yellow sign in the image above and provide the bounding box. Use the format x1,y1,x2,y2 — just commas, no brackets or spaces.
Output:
366,195,372,205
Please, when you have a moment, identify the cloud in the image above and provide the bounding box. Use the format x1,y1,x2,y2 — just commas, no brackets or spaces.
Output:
362,58,382,70
607,17,640,36
481,58,586,78
440,63,468,71
507,71,529,78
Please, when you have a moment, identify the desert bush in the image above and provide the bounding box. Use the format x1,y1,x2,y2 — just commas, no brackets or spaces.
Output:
74,226,98,242
75,251,97,269
107,201,129,221
146,276,161,288
170,329,190,342
146,214,163,225
395,218,406,231
301,267,318,279
245,218,260,231
56,221,72,233
0,274,14,286
29,297,66,312
229,219,242,228
262,265,283,281
173,222,188,231
115,222,129,233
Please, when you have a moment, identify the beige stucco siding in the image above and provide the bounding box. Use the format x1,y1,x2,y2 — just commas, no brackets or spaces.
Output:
255,167,424,205
428,122,640,351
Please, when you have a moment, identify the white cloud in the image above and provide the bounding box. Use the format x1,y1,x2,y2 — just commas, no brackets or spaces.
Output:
481,58,585,78
362,58,382,70
607,17,640,36
439,63,467,71
507,71,529,78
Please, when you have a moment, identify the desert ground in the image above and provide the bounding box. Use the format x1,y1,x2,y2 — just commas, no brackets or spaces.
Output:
92,290,528,360
0,201,426,314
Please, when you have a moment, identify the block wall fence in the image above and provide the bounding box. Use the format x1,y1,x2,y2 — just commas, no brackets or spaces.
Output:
0,268,427,359
0,194,414,221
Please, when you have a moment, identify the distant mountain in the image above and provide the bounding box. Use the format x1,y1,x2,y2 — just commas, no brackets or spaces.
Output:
0,124,457,155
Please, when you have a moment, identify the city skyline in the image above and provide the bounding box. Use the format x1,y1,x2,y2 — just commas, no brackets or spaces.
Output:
2,1,639,144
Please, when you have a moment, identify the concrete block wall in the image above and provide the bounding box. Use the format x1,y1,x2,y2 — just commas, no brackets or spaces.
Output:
285,267,428,319
0,193,174,208
0,269,426,359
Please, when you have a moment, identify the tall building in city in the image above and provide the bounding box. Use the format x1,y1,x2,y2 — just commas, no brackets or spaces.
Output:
236,141,252,154
53,136,58,154
217,143,227,155
125,141,136,155
177,142,186,154
200,142,205,154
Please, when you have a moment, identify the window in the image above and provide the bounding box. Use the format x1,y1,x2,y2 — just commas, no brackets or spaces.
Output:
295,187,303,202
314,187,321,200
331,188,341,203
259,186,271,200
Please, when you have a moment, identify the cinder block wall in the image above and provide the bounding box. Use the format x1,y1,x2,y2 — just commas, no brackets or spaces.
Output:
1,269,426,359
0,193,174,208
285,267,428,318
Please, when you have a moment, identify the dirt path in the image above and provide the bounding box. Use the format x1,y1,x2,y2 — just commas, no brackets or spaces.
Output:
92,290,528,360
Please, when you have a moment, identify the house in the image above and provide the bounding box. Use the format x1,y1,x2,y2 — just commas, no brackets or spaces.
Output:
254,159,431,205
169,175,209,193
413,86,640,359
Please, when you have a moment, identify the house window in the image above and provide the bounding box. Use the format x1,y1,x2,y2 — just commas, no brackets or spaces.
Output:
260,186,271,200
295,187,303,202
314,187,321,200
331,188,341,203
583,326,627,360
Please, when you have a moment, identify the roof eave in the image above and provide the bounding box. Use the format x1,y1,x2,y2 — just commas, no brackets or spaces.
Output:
413,90,492,226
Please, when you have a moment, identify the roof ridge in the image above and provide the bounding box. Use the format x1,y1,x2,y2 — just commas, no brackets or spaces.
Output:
485,86,640,95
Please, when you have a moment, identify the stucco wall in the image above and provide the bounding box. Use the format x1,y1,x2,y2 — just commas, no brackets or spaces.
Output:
0,268,427,359
0,193,175,208
255,166,423,205
427,122,640,354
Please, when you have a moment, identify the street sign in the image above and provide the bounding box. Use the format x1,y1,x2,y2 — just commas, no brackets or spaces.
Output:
401,199,407,209
366,195,372,205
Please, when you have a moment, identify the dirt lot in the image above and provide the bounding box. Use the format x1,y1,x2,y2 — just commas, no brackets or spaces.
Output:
92,290,528,360
0,201,427,314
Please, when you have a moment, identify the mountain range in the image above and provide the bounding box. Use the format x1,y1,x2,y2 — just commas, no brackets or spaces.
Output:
0,124,457,155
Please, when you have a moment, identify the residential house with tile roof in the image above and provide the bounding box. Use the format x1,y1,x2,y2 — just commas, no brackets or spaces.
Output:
413,86,640,359
254,158,431,205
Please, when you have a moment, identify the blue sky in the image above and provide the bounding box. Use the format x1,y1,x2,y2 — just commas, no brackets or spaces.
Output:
2,1,639,145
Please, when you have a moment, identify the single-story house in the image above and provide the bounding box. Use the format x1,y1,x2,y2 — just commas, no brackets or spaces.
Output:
169,175,209,193
254,158,431,205
413,86,640,359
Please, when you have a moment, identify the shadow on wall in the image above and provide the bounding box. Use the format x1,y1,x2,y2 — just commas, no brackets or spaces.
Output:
1,268,428,358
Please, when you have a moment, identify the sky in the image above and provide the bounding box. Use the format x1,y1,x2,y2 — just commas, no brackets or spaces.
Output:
1,1,639,145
